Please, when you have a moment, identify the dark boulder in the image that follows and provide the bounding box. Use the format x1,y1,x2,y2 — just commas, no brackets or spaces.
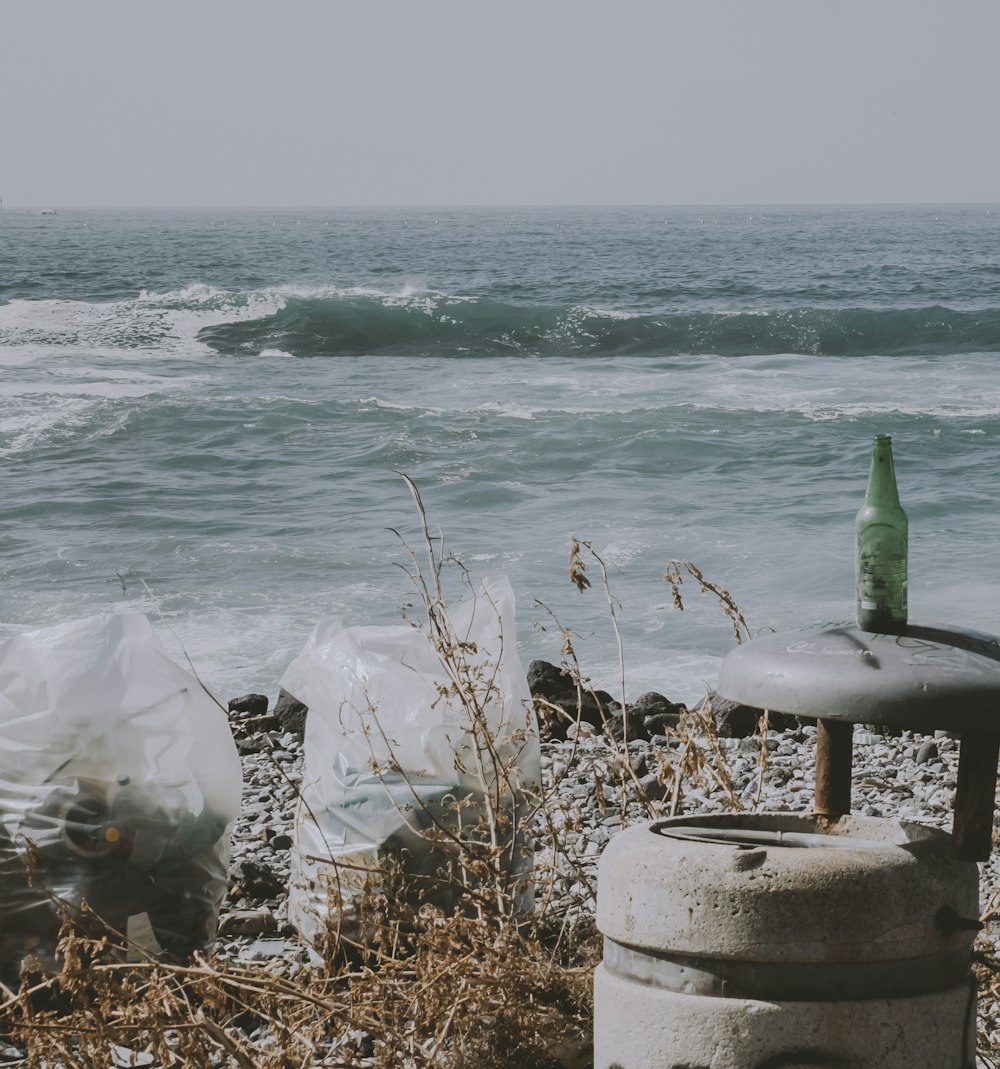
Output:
227,693,280,747
604,703,648,744
235,859,286,903
709,694,762,738
632,691,685,736
700,691,799,738
603,691,687,745
527,659,619,740
228,693,269,717
273,688,309,737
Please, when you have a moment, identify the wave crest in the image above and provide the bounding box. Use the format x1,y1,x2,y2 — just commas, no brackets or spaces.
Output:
197,294,1000,358
6,286,1000,359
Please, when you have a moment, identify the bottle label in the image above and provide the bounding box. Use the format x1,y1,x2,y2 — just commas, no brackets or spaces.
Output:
858,559,908,616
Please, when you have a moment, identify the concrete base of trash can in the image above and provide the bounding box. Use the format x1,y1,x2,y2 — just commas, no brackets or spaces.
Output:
594,813,980,1069
594,964,976,1069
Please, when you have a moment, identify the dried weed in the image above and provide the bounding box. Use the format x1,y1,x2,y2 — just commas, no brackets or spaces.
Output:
4,495,1000,1065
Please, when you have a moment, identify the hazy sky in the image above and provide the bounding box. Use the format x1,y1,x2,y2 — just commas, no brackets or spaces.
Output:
2,0,997,208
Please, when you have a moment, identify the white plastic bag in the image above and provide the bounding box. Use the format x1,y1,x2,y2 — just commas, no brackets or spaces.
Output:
281,576,540,951
0,613,242,979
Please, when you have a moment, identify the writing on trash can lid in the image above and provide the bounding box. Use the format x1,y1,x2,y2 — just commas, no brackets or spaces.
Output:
782,631,1000,677
786,641,873,657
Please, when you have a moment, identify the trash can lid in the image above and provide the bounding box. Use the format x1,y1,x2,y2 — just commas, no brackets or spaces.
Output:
717,621,1000,730
597,814,979,969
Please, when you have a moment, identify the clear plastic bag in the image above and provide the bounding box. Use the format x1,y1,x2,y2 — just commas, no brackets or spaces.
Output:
0,613,242,980
281,576,540,951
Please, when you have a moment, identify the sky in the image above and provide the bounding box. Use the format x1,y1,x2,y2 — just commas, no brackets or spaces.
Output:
2,0,998,208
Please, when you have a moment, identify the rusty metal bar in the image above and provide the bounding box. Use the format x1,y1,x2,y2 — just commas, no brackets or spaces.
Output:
952,731,1000,861
814,719,854,817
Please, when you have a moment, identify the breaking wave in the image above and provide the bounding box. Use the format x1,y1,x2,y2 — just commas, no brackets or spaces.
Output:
6,285,1000,359
197,293,1000,358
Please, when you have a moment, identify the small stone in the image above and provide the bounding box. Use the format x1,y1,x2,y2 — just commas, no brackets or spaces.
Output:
109,1045,156,1068
916,739,939,764
237,938,291,962
270,833,294,851
638,773,668,802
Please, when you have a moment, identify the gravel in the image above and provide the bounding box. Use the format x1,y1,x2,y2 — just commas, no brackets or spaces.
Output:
211,715,1000,1066
215,717,1000,950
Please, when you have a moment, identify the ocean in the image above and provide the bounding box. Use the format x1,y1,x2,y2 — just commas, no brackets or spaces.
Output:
2,204,999,709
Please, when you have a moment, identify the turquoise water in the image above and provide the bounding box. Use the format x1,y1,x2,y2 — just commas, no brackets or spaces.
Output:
3,205,1000,705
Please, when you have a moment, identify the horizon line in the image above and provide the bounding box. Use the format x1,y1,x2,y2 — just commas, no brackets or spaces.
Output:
3,199,999,212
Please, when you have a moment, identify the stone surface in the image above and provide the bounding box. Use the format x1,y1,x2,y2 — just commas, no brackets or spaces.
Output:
228,693,269,717
218,907,277,937
215,686,1000,1065
632,691,685,736
918,738,940,764
595,813,979,1069
594,967,976,1069
236,859,286,902
597,813,978,964
527,659,619,740
273,688,309,737
705,692,765,738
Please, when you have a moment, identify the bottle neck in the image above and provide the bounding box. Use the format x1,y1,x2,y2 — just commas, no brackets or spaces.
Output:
865,436,901,507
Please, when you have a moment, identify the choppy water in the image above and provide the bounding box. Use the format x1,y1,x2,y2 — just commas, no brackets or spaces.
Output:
3,204,1000,706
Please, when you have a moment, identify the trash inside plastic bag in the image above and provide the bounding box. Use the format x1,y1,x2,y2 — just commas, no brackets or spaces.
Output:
281,576,541,951
0,613,242,981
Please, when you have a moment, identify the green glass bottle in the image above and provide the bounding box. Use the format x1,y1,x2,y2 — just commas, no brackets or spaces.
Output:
856,434,908,633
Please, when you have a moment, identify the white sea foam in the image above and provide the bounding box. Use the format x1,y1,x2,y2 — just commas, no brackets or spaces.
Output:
7,206,1000,715
472,401,537,420
0,287,287,362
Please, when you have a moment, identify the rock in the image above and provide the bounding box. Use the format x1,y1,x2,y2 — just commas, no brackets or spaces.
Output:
638,773,669,802
109,1045,156,1068
702,691,799,738
228,693,269,717
605,692,686,745
605,704,649,744
528,659,622,740
236,859,286,902
703,693,762,738
270,833,293,851
760,709,800,733
916,739,939,764
237,938,294,963
218,907,277,937
632,691,685,735
527,659,568,694
274,688,309,737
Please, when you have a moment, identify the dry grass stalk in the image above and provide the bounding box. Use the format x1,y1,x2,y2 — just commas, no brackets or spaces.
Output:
1,477,596,1068
544,543,754,824
7,496,1000,1063
663,559,752,645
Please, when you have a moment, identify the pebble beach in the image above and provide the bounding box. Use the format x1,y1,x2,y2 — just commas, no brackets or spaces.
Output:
217,697,1000,1066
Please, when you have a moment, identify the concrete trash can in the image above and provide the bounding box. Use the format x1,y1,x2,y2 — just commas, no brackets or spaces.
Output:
594,813,980,1069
